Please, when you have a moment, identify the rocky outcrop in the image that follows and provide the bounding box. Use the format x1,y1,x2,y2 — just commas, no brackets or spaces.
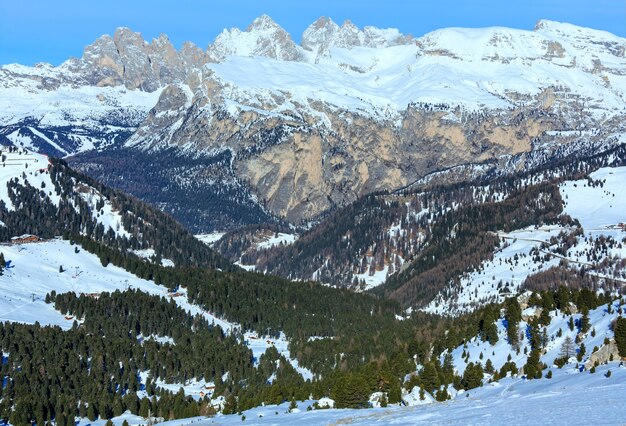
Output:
208,15,305,62
302,16,413,60
585,340,622,369
71,28,211,91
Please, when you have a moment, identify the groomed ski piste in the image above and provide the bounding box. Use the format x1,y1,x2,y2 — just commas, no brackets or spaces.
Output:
153,363,626,425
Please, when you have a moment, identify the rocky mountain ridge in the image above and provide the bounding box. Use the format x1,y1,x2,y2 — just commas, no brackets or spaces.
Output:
1,16,625,230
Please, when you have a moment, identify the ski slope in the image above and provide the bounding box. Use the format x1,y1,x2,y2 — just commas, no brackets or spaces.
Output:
149,363,626,426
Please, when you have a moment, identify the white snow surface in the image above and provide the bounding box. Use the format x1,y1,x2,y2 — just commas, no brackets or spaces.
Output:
0,149,57,211
256,232,297,250
206,20,626,119
560,167,626,230
155,363,626,425
194,232,226,246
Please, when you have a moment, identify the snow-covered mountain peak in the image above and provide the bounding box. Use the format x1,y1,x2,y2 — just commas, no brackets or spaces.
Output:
534,19,626,59
415,21,626,72
301,16,340,54
208,14,305,62
302,16,411,59
246,14,283,32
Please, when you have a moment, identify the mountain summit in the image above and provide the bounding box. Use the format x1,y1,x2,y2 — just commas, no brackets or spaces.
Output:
1,16,625,231
208,14,305,61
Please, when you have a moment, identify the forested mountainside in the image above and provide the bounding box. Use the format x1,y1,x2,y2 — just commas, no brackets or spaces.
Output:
215,142,626,311
2,17,624,231
0,147,231,270
0,146,625,425
70,148,282,233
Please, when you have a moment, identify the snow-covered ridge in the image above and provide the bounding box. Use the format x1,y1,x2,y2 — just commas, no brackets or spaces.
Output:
424,165,626,316
0,147,134,242
0,149,57,211
1,16,624,156
205,19,625,117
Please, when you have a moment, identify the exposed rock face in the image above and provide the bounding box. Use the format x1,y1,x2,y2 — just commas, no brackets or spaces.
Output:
1,16,625,230
585,340,622,369
302,16,413,60
74,28,211,91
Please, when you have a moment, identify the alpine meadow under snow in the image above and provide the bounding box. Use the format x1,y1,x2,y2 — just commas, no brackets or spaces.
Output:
0,12,626,426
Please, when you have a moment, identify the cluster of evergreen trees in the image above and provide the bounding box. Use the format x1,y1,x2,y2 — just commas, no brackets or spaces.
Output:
0,290,254,424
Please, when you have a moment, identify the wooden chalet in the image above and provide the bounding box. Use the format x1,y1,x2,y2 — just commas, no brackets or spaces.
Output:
10,234,39,244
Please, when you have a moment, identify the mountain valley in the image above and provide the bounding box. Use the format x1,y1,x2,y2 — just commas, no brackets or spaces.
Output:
0,13,625,426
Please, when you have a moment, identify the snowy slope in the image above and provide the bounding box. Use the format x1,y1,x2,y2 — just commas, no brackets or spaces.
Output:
0,149,58,210
443,297,626,376
0,80,161,153
424,165,626,316
560,167,626,230
152,363,626,425
206,20,626,119
0,238,161,329
0,148,134,241
0,237,312,384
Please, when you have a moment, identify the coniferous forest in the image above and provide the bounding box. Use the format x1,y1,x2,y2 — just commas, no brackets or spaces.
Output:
0,144,625,424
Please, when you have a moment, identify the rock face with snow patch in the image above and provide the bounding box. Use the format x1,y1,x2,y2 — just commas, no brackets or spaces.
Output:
208,15,305,62
1,17,625,230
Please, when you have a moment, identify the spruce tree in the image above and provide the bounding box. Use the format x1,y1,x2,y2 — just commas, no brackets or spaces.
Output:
524,349,543,379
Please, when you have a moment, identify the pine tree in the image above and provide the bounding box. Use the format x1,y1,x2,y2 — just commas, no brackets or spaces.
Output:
524,349,543,379
419,362,439,393
435,387,450,402
461,363,484,390
580,309,590,333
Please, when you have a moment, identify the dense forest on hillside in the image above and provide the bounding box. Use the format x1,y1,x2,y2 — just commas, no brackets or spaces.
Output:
0,149,232,270
68,148,280,233
375,182,565,307
1,274,619,424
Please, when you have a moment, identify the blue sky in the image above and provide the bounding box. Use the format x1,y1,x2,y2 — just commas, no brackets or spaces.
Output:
1,0,624,65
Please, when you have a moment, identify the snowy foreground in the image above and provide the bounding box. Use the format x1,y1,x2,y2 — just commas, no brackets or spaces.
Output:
98,364,624,426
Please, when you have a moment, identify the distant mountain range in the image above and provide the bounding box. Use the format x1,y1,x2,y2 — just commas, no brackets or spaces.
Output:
1,16,624,231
